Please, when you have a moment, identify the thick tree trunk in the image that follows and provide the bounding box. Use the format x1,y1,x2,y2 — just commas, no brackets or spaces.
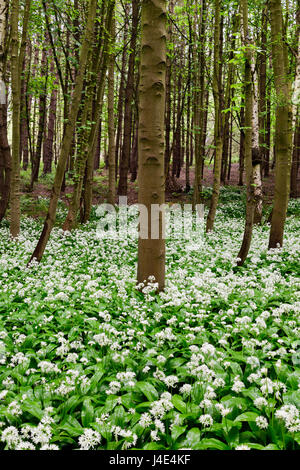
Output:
137,0,167,292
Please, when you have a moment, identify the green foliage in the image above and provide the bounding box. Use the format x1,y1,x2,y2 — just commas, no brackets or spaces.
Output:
0,198,299,450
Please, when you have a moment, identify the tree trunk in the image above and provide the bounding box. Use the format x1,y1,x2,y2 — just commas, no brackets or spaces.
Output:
117,0,140,196
268,0,293,249
80,3,114,224
43,63,58,175
107,13,116,205
29,0,98,262
137,0,167,292
10,0,31,237
237,0,255,266
206,0,223,232
31,46,48,188
0,0,11,222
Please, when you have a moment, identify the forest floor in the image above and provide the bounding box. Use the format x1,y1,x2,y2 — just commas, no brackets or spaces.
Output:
0,190,299,450
18,163,300,221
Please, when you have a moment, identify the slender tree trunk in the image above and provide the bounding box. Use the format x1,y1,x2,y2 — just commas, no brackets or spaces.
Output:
81,3,114,224
10,0,31,237
290,8,300,198
252,70,263,225
107,13,116,205
291,120,300,197
237,0,255,266
206,0,223,232
29,0,98,262
259,6,268,178
239,102,245,186
43,64,58,175
118,0,139,196
137,0,167,292
31,46,48,188
115,3,129,180
0,0,11,222
268,0,293,249
193,0,206,207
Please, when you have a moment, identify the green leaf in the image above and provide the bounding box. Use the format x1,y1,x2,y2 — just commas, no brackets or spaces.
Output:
234,412,259,423
171,425,187,442
81,398,94,427
172,395,187,414
143,443,165,450
197,438,229,450
136,382,159,401
22,401,44,420
185,428,201,449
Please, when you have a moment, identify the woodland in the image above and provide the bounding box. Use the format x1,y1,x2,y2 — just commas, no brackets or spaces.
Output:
0,0,299,451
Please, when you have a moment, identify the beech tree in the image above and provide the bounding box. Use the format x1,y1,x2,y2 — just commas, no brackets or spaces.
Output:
137,0,167,291
268,0,293,249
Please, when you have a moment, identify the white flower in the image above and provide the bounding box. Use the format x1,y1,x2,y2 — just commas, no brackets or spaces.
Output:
0,390,8,400
201,343,216,356
275,404,300,432
139,413,152,428
254,397,268,409
38,361,60,374
15,441,35,450
78,429,101,450
256,416,268,429
232,377,245,393
1,426,20,448
199,414,213,427
215,403,231,417
236,444,251,450
7,401,22,416
179,384,192,395
106,381,121,395
150,430,159,441
163,375,179,388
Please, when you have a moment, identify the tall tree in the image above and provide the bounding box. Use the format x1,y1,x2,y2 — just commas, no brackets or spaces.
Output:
117,0,140,196
107,11,116,205
29,0,98,262
10,0,31,237
237,0,256,266
206,0,223,232
268,0,293,249
0,0,10,222
137,0,167,291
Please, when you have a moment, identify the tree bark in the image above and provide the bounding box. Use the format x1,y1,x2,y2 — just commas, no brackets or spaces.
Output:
206,0,223,232
137,0,167,292
0,0,11,222
117,0,140,196
29,0,98,262
268,0,293,249
107,12,116,205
